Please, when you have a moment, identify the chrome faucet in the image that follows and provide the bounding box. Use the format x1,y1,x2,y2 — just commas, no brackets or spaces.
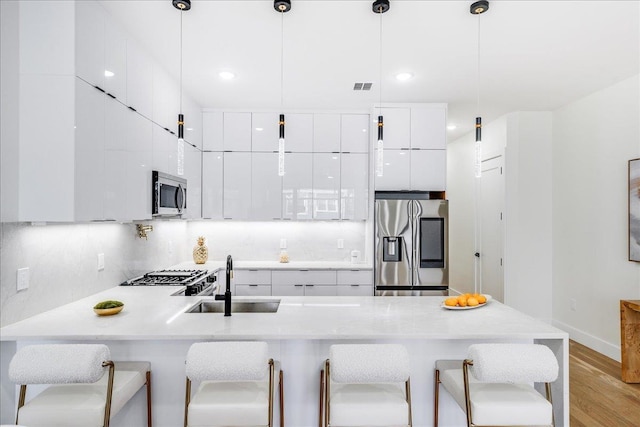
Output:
215,255,233,316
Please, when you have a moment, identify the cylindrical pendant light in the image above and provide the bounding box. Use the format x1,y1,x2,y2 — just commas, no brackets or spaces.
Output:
471,0,488,178
173,0,190,175
373,0,389,178
275,1,290,176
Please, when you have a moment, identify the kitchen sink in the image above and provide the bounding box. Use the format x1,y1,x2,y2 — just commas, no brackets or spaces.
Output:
186,299,281,314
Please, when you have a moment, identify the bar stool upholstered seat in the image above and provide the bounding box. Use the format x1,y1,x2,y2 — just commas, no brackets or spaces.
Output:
8,344,152,427
434,343,559,427
184,341,283,427
321,344,412,427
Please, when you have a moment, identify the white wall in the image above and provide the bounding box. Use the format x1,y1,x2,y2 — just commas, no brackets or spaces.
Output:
0,220,366,327
552,74,640,360
448,112,554,322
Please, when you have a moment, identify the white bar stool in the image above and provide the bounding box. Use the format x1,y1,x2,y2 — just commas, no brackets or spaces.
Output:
320,344,412,427
184,341,284,427
434,343,559,427
8,344,152,427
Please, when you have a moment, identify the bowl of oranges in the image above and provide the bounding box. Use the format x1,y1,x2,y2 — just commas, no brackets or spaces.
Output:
441,293,490,310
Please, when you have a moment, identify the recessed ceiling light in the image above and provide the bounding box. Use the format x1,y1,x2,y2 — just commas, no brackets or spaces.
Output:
104,70,114,77
447,124,457,130
395,72,413,81
219,71,235,80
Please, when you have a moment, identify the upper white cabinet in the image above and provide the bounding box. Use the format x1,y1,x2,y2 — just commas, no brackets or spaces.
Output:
313,114,340,153
184,143,202,219
251,152,282,220
203,112,224,151
202,152,223,219
282,153,313,220
410,149,446,191
379,107,411,149
411,106,446,149
251,113,280,152
286,114,313,152
223,113,252,151
375,150,411,191
75,1,105,89
341,114,369,153
103,19,127,102
223,152,251,219
152,66,174,131
341,153,369,220
375,104,447,191
126,39,153,119
313,153,340,220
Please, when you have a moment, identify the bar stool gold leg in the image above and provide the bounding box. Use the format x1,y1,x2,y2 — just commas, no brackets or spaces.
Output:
319,370,324,427
146,371,152,427
434,369,440,427
279,370,285,427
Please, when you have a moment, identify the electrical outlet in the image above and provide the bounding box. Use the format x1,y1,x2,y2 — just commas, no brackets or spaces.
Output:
570,298,577,311
168,240,173,255
280,238,287,249
17,268,29,291
97,253,105,271
337,239,344,249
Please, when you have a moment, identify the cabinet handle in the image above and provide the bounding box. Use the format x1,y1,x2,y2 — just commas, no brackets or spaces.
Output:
94,85,105,93
248,269,258,272
294,284,303,287
300,269,309,272
249,285,258,287
306,284,314,287
128,106,137,112
106,93,115,99
350,284,360,287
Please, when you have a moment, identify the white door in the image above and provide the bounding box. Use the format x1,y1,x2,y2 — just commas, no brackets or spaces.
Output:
478,155,504,302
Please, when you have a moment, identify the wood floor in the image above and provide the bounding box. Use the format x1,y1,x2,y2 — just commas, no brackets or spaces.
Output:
570,340,640,426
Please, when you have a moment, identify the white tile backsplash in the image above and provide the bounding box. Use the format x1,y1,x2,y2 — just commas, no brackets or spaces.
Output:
0,220,366,326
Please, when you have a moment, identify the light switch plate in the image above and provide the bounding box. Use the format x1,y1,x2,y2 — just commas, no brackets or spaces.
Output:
280,238,287,249
17,267,29,291
337,239,344,249
97,253,105,271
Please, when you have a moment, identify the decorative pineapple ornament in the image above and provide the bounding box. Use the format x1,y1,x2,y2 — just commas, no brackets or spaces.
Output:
192,236,208,264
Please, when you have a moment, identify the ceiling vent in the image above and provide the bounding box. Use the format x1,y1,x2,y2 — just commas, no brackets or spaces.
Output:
353,82,373,91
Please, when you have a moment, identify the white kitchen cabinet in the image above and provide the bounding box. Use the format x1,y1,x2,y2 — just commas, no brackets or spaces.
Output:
183,97,203,149
337,285,373,296
282,153,313,220
286,113,313,152
202,152,223,219
271,284,305,297
234,285,272,297
304,285,338,296
341,114,369,153
152,66,173,131
126,112,153,220
251,152,282,220
223,152,251,219
378,107,410,149
104,95,127,151
126,40,153,119
410,106,446,150
410,149,447,191
75,0,105,90
341,153,368,220
104,150,127,221
313,114,340,153
75,79,105,221
337,270,373,296
234,270,272,285
152,125,171,174
251,112,280,152
374,149,411,191
223,112,252,151
203,112,224,151
103,18,127,102
184,143,202,219
313,153,340,220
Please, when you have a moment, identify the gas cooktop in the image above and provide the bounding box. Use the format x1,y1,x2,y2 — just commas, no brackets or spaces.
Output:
120,269,216,296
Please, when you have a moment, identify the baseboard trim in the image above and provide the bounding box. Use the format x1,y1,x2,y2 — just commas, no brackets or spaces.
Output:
552,319,620,362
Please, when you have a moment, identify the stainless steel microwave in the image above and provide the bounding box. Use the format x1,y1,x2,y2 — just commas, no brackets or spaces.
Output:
152,171,187,217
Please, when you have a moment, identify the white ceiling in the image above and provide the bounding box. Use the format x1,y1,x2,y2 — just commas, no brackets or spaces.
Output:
100,0,639,141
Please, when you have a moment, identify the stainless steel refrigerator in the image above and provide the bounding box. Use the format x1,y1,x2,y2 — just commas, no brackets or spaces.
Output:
375,192,448,296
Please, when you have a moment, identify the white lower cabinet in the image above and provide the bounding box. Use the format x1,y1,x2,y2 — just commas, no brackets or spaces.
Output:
304,284,337,296
337,270,373,296
337,285,372,296
271,270,337,296
271,284,304,297
234,285,272,297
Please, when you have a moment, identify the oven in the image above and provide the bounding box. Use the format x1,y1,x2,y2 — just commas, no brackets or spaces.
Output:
120,269,217,296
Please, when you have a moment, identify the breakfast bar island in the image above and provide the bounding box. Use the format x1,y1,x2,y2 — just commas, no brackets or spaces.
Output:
0,287,569,427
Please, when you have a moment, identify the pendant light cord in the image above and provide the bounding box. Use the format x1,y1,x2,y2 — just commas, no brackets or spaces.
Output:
180,10,183,113
379,7,383,115
280,10,284,110
476,14,480,117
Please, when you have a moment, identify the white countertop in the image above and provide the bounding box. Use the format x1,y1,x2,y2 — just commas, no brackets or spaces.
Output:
0,287,566,341
172,260,372,271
